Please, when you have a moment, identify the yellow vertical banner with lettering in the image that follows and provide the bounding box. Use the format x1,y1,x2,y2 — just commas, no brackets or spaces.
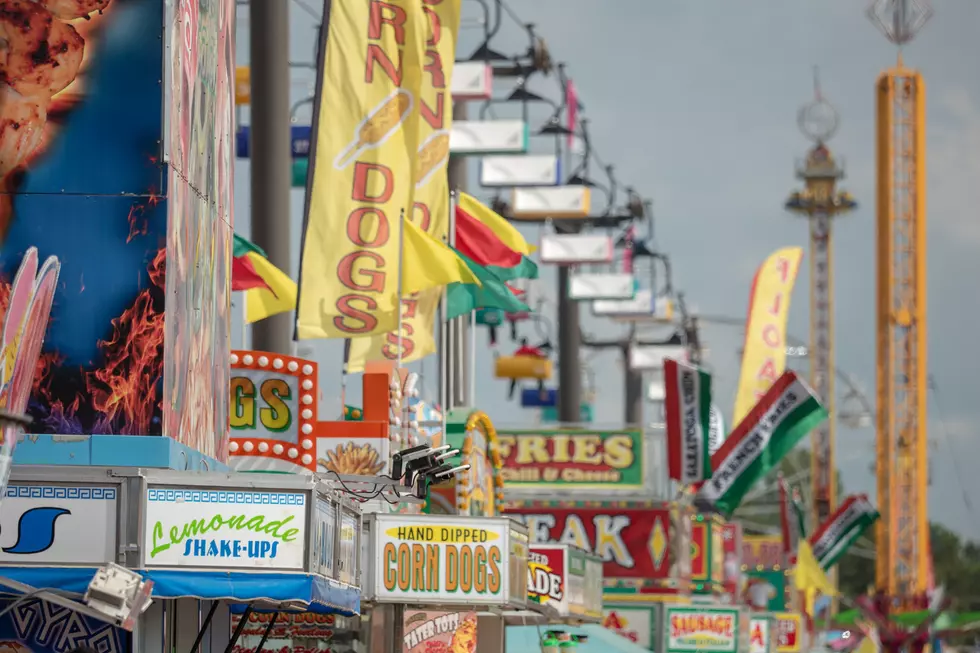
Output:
296,1,427,340
732,246,804,424
347,0,463,372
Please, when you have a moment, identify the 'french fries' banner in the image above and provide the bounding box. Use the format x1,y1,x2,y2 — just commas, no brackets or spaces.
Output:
296,1,427,340
347,0,463,371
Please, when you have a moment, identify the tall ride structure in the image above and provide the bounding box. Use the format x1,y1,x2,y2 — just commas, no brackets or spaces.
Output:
870,0,931,607
785,82,857,544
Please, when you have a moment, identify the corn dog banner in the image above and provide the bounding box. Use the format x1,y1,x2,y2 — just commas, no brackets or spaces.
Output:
296,1,427,340
664,359,713,484
346,0,463,371
697,371,827,515
808,494,878,571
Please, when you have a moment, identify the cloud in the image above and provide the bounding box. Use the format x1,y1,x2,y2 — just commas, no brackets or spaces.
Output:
929,87,980,246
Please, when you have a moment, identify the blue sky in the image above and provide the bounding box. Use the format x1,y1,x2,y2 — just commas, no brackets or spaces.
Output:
233,0,980,539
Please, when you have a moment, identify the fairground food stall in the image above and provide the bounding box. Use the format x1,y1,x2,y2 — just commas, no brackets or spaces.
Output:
0,467,361,653
361,513,529,653
505,543,603,626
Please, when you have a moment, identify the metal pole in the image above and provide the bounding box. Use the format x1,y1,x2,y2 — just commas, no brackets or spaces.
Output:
249,0,292,354
624,361,644,427
557,264,581,423
447,103,468,407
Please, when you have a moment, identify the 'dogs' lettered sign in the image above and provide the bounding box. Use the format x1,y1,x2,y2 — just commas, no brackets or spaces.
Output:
370,514,516,606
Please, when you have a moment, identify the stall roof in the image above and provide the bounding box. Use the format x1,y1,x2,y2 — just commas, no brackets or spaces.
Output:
506,624,652,653
0,566,359,616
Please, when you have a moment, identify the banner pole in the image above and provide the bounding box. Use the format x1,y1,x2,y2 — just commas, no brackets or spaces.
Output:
469,310,476,406
241,294,248,349
396,208,407,443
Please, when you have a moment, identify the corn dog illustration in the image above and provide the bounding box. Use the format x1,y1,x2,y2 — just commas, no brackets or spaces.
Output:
333,89,413,170
414,130,449,189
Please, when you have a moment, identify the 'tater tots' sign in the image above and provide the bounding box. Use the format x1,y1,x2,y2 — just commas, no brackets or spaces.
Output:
143,488,307,569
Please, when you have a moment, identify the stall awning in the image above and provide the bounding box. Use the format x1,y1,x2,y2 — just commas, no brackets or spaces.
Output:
507,624,652,653
0,567,359,617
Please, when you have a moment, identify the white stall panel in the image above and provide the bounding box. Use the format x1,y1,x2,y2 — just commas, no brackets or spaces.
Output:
540,234,612,265
450,120,527,155
510,186,591,219
593,290,674,322
568,273,635,300
451,61,493,100
480,155,561,187
629,345,688,371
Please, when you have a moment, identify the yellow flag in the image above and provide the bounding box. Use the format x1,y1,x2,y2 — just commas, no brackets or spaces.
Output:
244,254,298,324
792,540,836,616
402,218,480,293
295,0,426,340
458,192,536,255
733,246,804,423
347,0,463,373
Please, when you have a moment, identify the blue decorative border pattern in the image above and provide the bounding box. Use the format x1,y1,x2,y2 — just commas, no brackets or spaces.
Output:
147,488,306,506
4,485,117,500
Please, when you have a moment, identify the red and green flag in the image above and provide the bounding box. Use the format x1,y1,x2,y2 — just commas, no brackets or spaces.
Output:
697,370,827,515
445,249,529,320
455,199,538,281
232,234,297,324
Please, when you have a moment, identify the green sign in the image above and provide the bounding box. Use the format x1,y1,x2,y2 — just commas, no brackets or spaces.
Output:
746,569,787,611
497,429,644,489
603,603,659,652
662,606,739,653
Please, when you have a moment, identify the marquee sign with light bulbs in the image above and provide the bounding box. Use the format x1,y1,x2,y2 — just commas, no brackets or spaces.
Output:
229,350,320,472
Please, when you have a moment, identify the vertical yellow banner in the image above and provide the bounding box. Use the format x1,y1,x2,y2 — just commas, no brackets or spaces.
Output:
296,1,427,340
732,246,804,424
347,0,463,372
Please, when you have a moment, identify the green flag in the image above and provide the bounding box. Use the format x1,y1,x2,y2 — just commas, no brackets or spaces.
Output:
445,249,529,321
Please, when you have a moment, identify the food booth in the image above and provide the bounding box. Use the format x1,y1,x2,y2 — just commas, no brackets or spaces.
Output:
0,466,361,653
360,513,529,653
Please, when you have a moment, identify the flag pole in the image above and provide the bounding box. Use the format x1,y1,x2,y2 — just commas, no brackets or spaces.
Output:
440,190,456,432
241,294,248,349
396,207,407,443
469,309,476,406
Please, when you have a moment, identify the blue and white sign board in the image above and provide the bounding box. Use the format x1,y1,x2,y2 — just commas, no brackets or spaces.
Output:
236,125,312,159
0,483,118,565
0,598,127,653
143,487,307,570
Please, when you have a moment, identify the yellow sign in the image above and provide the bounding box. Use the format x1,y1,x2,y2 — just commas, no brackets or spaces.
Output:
733,247,803,424
346,0,462,370
297,1,427,340
774,613,802,653
235,67,250,105
378,522,504,600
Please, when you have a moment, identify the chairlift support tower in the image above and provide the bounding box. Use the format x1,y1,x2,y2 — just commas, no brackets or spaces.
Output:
869,0,931,607
785,77,857,552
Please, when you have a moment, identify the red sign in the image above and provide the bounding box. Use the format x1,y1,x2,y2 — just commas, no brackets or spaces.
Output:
721,522,742,595
507,506,673,579
691,522,708,581
775,614,802,652
528,546,565,604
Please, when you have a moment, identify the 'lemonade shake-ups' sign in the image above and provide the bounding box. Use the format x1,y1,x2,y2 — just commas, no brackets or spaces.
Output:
143,488,307,569
369,514,521,606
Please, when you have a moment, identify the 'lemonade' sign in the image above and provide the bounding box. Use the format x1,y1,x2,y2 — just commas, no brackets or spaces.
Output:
664,607,739,653
373,517,509,605
144,488,307,569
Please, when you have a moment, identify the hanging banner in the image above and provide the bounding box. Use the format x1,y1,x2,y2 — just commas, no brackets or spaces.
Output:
808,494,879,570
709,405,726,455
604,605,659,650
698,371,827,515
346,0,462,370
296,1,427,340
664,359,712,484
732,247,803,424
